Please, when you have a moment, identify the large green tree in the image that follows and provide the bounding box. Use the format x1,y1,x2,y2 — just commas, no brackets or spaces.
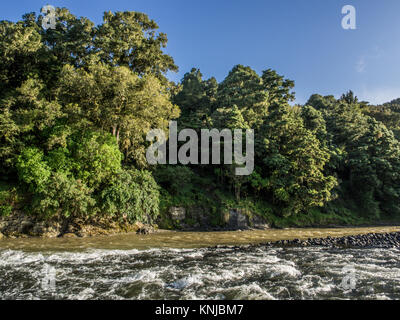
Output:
308,92,400,218
257,103,337,216
94,11,177,77
57,62,179,166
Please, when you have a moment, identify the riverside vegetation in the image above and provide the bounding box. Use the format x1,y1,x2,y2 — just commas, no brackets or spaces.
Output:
1,8,400,238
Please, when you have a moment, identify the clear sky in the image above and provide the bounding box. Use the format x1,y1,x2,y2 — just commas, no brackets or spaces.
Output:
2,0,400,105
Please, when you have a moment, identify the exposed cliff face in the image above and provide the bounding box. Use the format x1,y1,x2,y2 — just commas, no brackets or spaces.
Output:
165,206,269,231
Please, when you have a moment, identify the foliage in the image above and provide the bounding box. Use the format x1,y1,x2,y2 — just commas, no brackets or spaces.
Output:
16,148,51,193
100,169,160,223
2,8,400,227
34,172,96,219
67,131,123,189
0,186,18,217
57,63,180,166
308,92,400,218
153,166,195,196
258,103,337,216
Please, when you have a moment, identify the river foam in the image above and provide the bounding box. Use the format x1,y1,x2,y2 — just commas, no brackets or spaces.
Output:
1,246,399,300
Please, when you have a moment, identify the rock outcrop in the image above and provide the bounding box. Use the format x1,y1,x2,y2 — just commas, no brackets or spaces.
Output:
136,224,155,235
266,232,400,248
210,232,400,250
227,209,269,230
169,207,186,221
166,206,270,231
251,215,270,229
0,212,155,238
0,212,60,238
228,209,249,229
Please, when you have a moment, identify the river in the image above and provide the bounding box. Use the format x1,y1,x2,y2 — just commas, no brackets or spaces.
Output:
1,226,400,300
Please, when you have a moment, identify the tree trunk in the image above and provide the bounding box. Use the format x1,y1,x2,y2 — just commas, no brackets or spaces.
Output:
235,185,240,201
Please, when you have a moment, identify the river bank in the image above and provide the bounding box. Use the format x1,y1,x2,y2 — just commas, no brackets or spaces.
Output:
2,205,400,240
1,225,400,251
215,230,400,250
0,211,156,239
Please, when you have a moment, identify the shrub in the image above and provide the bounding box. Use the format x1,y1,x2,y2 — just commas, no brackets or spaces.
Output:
0,191,13,217
34,172,96,219
153,166,194,196
68,131,123,189
101,169,160,223
16,148,51,192
0,186,19,217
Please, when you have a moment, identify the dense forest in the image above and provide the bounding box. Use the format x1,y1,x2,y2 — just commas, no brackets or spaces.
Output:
1,8,400,231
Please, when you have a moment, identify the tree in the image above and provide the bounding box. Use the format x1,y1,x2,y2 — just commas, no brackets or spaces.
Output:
300,105,328,143
212,105,250,200
16,147,51,193
39,8,94,69
173,68,217,129
57,62,180,166
216,65,267,127
35,171,96,219
0,20,43,96
306,94,337,111
365,100,400,140
0,77,63,171
94,11,177,78
67,131,123,189
261,69,295,105
258,103,337,216
308,92,400,218
101,169,160,223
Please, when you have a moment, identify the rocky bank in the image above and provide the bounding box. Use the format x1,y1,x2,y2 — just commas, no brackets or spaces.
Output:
211,231,400,250
0,211,154,239
167,206,270,231
0,206,269,238
269,231,400,249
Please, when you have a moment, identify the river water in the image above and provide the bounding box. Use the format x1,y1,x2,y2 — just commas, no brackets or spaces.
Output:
1,227,400,300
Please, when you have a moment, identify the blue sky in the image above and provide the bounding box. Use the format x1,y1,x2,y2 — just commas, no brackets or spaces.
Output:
2,0,400,104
